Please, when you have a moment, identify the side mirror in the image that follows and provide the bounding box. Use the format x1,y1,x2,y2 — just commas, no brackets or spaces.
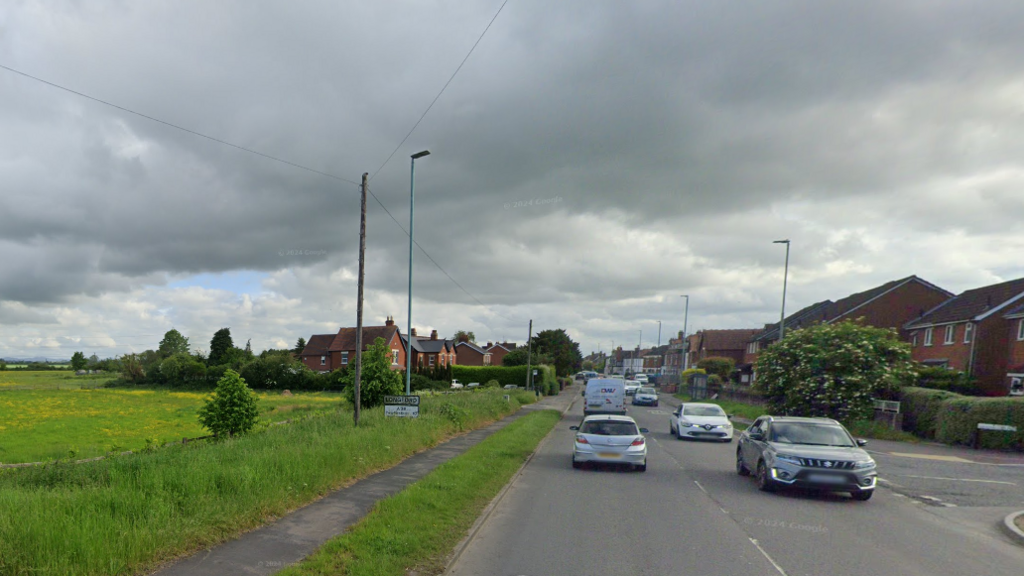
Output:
639,428,650,434
569,426,579,431
727,414,734,419
856,439,868,447
748,430,764,441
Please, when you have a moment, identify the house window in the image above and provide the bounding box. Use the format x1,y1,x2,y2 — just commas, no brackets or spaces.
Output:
320,356,326,366
450,354,454,364
1018,319,1024,341
392,350,399,365
911,333,918,347
484,353,492,366
429,355,435,367
944,325,955,345
964,323,973,344
341,351,349,365
924,327,933,346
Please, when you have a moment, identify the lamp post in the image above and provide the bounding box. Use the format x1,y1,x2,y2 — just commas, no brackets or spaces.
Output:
773,239,790,342
681,295,689,372
406,150,430,395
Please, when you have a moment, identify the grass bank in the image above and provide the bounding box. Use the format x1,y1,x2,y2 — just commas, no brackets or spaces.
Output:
0,387,346,464
277,409,562,576
0,389,537,576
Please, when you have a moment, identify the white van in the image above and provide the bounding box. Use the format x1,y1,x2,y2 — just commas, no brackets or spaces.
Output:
583,378,627,416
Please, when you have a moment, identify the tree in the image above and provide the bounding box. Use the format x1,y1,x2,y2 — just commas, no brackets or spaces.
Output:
119,353,146,384
208,328,234,366
581,360,595,371
753,320,915,422
696,356,736,382
159,353,208,387
87,354,100,367
244,339,253,355
452,330,476,342
293,337,307,355
197,369,260,436
0,360,6,371
70,351,88,371
347,337,402,409
529,329,582,377
158,329,191,358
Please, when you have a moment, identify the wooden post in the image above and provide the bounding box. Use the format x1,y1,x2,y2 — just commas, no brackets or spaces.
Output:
354,173,368,426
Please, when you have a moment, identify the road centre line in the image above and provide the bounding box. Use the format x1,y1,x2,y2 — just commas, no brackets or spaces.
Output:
749,538,790,576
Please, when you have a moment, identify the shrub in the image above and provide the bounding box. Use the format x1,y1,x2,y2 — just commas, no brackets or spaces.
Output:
484,379,500,388
680,368,706,385
410,373,448,392
753,320,914,422
934,396,1024,449
197,369,260,437
697,357,735,381
159,353,208,387
344,337,402,409
900,387,961,439
453,365,532,387
914,365,982,395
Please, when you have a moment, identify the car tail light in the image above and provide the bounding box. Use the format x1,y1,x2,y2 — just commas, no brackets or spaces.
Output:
631,438,645,446
576,436,589,444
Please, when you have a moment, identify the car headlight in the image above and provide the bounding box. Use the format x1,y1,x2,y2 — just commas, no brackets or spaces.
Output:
775,454,802,465
853,459,876,469
680,422,695,427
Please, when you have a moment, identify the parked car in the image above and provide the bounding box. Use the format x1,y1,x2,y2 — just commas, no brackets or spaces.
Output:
634,374,649,386
624,380,641,396
583,378,626,416
570,414,649,471
575,372,587,381
467,382,480,388
503,384,519,390
450,379,464,389
736,416,877,501
631,387,658,407
670,403,733,442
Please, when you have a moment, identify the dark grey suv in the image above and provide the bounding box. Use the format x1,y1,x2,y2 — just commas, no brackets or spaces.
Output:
736,416,877,501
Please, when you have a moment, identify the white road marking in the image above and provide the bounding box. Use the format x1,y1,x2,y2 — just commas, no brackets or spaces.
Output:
896,474,1016,486
749,538,790,576
694,480,708,494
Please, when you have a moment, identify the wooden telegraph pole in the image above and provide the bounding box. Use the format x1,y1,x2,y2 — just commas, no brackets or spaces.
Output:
354,173,368,426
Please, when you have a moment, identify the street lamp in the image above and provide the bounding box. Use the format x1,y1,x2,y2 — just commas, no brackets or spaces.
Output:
681,295,689,372
406,150,430,395
773,240,790,341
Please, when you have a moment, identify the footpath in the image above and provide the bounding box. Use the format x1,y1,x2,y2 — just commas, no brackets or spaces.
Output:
662,393,1024,545
150,387,578,576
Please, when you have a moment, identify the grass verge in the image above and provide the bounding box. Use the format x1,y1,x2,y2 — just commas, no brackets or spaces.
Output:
276,409,562,576
0,389,538,576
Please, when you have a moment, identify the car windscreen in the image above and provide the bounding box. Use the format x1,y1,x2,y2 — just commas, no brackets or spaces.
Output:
682,405,726,417
769,423,855,447
580,421,639,436
639,388,656,395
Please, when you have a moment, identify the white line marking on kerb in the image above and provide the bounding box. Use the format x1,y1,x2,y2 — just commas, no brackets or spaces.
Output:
749,538,789,576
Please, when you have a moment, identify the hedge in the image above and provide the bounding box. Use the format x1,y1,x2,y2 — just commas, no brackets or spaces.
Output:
900,386,1024,449
452,365,557,393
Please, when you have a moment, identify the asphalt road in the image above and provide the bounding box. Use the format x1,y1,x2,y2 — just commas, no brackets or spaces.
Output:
446,393,1024,576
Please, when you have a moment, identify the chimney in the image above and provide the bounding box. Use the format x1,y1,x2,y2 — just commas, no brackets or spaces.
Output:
430,329,438,340
411,328,418,337
385,316,394,327
486,341,493,348
458,334,470,343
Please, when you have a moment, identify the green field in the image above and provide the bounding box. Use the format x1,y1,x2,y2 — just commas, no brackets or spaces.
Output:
0,374,346,464
0,370,116,390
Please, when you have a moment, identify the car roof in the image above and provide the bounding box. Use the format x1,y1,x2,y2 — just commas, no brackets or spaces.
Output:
762,415,841,425
682,402,725,408
581,414,637,423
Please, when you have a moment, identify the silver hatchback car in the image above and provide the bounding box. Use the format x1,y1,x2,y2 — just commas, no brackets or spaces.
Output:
570,415,649,472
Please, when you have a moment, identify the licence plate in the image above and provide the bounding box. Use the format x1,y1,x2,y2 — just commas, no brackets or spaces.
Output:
807,473,846,484
598,452,620,458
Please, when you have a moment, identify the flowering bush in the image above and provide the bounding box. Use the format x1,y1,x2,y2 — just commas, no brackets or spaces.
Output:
753,320,915,421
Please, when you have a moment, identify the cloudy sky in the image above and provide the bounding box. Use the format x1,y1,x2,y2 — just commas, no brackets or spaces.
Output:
3,0,1024,360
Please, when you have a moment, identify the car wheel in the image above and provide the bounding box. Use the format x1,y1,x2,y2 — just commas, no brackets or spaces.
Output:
756,461,776,492
676,427,684,440
736,450,750,476
572,457,581,470
851,490,873,501
636,460,647,472
654,402,659,407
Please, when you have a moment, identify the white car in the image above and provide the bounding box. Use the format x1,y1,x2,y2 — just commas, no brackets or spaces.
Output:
631,387,659,407
669,403,734,442
450,379,464,389
624,380,641,395
570,414,649,471
634,374,649,385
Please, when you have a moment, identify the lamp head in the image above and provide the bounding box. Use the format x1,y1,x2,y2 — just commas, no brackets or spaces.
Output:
411,150,431,159
773,239,790,244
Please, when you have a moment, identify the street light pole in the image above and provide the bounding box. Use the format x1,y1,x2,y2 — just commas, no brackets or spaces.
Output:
773,240,791,342
406,150,430,395
681,295,689,372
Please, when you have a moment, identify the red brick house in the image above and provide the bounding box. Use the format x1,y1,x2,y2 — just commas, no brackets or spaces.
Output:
741,275,953,382
400,329,457,369
662,332,687,376
1005,303,1024,396
690,329,761,365
299,316,405,373
485,342,516,366
906,277,1024,396
454,337,492,366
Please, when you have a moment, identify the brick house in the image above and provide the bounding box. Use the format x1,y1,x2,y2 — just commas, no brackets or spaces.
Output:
400,329,456,369
1005,303,1024,396
299,316,405,373
740,275,953,382
905,277,1024,396
662,332,687,376
485,342,516,366
454,336,492,366
689,329,762,365
643,345,668,373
